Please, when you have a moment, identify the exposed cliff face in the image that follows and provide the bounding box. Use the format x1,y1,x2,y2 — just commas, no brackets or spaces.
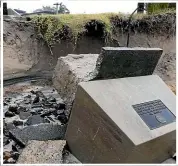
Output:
3,12,176,92
3,20,52,76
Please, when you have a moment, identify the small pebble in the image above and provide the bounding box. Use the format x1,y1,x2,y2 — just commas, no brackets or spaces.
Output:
7,158,16,164
12,145,18,152
48,96,56,102
3,136,10,146
41,108,56,117
30,90,35,94
19,111,31,120
4,102,8,106
11,152,20,160
55,103,66,110
13,120,23,126
17,106,26,113
31,104,42,108
33,96,40,103
5,111,15,117
57,113,68,124
8,104,18,113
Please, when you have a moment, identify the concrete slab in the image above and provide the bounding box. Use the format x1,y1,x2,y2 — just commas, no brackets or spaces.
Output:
17,140,66,164
9,123,67,146
65,75,176,163
95,47,162,79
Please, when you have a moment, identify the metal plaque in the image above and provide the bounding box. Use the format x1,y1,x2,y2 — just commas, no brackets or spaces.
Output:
132,99,176,130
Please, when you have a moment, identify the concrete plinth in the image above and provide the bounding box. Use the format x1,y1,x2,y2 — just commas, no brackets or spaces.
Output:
65,75,176,163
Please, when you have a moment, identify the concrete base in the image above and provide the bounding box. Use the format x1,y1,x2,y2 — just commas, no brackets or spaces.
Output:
65,75,176,163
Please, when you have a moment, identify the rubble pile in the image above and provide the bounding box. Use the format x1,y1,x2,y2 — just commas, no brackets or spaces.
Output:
3,83,70,164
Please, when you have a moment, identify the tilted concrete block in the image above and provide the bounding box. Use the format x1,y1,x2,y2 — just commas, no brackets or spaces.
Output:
95,47,162,79
65,75,176,163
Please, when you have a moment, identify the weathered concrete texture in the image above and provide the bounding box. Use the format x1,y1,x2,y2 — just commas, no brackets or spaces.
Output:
53,54,99,108
63,152,81,164
95,47,162,79
17,140,66,164
26,115,45,125
9,123,67,146
65,75,176,163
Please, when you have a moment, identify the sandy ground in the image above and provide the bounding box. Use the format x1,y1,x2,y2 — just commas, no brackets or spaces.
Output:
4,57,30,76
3,20,33,76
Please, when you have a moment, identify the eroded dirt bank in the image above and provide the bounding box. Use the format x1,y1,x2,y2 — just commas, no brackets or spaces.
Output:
3,12,176,92
3,20,52,76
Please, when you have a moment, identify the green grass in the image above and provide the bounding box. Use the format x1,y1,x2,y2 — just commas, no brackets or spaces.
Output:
147,3,176,14
32,10,176,46
148,8,176,15
33,13,120,45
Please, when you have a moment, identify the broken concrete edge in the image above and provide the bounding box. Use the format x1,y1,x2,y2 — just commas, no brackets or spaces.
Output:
9,123,67,147
53,54,99,109
9,128,26,147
